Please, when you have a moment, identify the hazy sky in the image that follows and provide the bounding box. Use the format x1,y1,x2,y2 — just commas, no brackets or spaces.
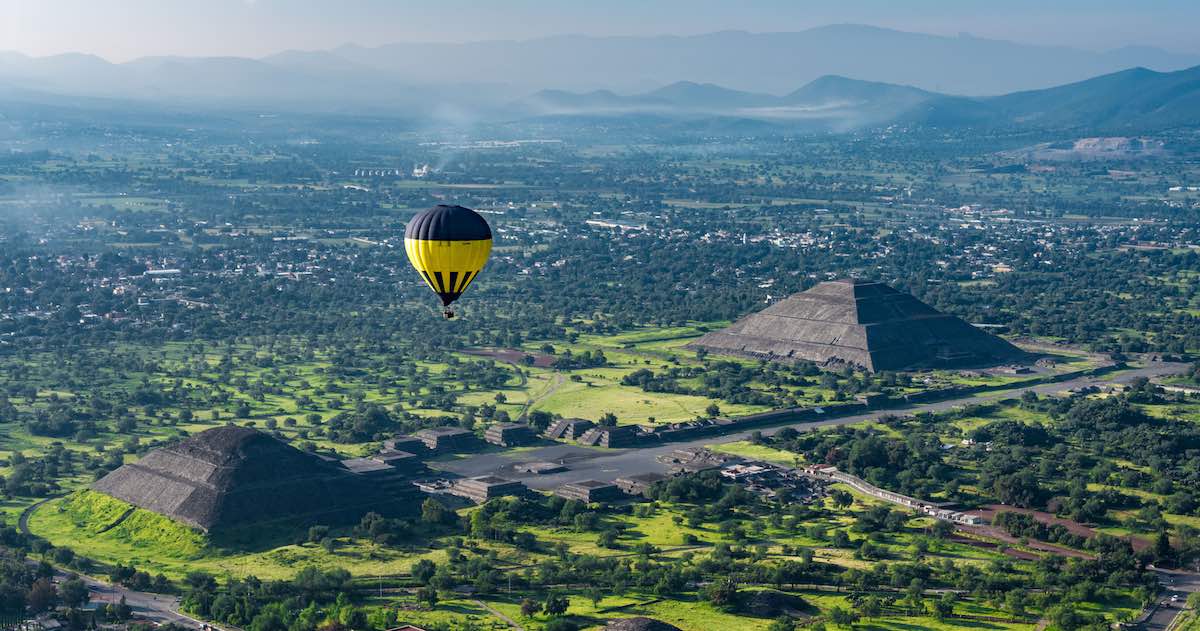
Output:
3,0,1198,61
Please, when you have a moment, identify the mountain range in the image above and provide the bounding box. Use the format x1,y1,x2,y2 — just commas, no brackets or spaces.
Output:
1,24,1199,132
325,25,1198,95
516,66,1200,132
2,25,1198,103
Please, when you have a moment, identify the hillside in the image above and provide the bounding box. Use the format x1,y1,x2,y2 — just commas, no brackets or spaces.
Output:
523,64,1200,131
907,65,1200,129
986,65,1200,128
32,490,208,562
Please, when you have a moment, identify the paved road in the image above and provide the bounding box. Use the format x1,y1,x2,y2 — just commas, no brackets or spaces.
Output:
80,575,207,629
1141,569,1200,630
17,496,56,535
429,361,1187,490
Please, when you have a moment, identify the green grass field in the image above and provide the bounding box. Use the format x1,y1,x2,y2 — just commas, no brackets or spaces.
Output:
27,490,485,580
2,322,1177,630
706,441,803,465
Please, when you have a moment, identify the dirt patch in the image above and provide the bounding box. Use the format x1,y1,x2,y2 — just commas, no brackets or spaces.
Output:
956,503,1160,559
951,535,1042,561
967,505,1098,540
463,348,556,368
964,505,1149,551
955,526,1092,560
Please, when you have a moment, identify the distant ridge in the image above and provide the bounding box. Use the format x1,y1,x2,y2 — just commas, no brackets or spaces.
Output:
516,74,936,128
518,65,1200,131
689,279,1025,372
329,25,1199,94
644,81,774,108
782,74,933,103
2,24,1199,110
2,37,1199,131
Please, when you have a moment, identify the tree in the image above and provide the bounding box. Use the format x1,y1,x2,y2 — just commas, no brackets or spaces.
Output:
992,471,1041,507
1155,529,1173,564
307,525,330,543
585,586,604,608
105,596,132,622
529,410,554,431
520,597,540,618
26,578,57,613
422,497,452,525
861,596,883,619
59,577,89,608
248,610,288,631
53,546,75,565
543,592,570,617
1005,589,1026,617
417,586,438,608
931,519,955,539
368,607,399,630
1049,605,1092,631
339,605,368,630
767,617,795,631
703,577,740,611
926,592,954,620
412,559,437,585
598,529,619,549
598,412,618,427
829,606,860,628
905,578,925,611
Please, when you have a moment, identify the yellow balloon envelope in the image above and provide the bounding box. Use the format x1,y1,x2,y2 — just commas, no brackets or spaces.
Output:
404,205,492,317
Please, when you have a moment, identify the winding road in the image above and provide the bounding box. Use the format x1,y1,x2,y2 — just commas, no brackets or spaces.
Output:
18,500,211,629
1141,569,1200,630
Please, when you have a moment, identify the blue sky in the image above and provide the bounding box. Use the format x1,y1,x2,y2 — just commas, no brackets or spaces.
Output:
2,0,1198,61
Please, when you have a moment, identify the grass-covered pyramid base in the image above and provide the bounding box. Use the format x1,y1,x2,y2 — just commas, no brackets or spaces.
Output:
92,425,414,532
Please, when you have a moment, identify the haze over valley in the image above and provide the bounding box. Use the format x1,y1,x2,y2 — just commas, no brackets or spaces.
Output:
2,3,1200,631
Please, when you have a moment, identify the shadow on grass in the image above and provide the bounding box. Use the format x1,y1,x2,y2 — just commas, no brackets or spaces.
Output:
854,619,1006,631
438,602,488,616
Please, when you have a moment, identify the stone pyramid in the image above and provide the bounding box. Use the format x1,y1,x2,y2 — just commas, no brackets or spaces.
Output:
690,279,1023,372
92,426,413,532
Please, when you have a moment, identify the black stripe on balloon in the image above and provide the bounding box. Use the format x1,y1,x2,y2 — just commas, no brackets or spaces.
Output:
421,270,435,290
433,271,446,292
448,271,459,293
458,271,474,292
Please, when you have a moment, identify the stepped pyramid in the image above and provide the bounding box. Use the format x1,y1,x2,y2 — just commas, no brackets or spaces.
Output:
92,426,415,532
690,279,1023,372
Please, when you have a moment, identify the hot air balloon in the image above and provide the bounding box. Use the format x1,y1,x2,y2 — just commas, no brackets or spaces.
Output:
404,204,492,318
